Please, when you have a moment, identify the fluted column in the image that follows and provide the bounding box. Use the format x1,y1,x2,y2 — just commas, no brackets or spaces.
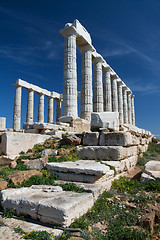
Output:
122,86,128,124
93,56,103,112
80,45,94,120
111,74,118,112
48,97,53,123
127,91,132,124
61,26,78,118
38,94,44,123
117,81,124,124
103,68,112,111
26,89,34,124
56,99,62,122
131,95,135,126
13,84,22,130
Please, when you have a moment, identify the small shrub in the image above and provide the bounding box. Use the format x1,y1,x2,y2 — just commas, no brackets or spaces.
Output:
14,227,25,234
58,182,85,193
23,230,54,240
2,209,16,218
20,174,58,187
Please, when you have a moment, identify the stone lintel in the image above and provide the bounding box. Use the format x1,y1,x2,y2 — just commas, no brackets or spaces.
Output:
78,44,95,52
15,79,60,99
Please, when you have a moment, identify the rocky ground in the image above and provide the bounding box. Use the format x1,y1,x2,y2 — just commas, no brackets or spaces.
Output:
0,136,159,239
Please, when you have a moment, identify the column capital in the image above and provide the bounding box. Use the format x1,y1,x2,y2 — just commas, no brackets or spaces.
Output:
117,79,124,86
122,85,128,91
127,90,132,95
111,73,118,80
60,25,78,38
92,52,104,64
131,94,135,98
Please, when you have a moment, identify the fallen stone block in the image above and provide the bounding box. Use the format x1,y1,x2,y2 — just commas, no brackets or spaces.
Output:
46,160,114,183
83,132,99,146
145,161,160,171
0,132,50,156
41,149,56,157
61,135,81,146
23,157,48,170
8,170,42,186
0,186,94,227
0,155,19,165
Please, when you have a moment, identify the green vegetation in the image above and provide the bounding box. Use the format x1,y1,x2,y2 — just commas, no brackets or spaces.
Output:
2,209,16,218
137,142,160,166
23,230,54,240
14,227,25,234
58,182,85,193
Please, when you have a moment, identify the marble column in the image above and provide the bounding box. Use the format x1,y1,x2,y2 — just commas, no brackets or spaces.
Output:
38,94,44,123
103,67,112,112
13,84,22,130
48,97,53,123
127,91,132,124
61,26,78,118
80,44,94,121
56,99,62,122
117,81,124,124
122,86,128,124
111,74,118,112
131,95,135,126
26,89,34,124
93,56,103,112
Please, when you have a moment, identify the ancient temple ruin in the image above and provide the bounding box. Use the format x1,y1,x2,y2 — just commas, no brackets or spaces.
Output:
12,19,135,132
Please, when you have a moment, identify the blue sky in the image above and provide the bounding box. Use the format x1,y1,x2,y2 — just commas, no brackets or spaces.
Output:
0,0,160,136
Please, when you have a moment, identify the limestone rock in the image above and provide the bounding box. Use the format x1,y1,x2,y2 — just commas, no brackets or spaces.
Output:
9,160,17,168
142,211,155,234
23,157,48,170
0,179,8,190
83,132,99,146
8,170,42,186
61,135,81,146
0,155,18,165
41,149,56,157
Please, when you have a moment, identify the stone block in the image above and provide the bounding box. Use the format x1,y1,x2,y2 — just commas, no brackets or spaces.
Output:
99,132,132,146
103,155,138,173
83,132,99,146
0,132,50,156
46,160,113,183
77,146,137,161
0,117,6,130
91,112,119,131
0,186,94,227
145,161,160,171
23,158,48,170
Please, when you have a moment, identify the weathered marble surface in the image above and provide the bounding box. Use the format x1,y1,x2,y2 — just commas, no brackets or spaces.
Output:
0,186,94,227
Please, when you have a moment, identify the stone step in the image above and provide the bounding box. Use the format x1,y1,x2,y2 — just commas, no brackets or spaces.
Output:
0,185,94,227
46,160,114,183
77,146,138,161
